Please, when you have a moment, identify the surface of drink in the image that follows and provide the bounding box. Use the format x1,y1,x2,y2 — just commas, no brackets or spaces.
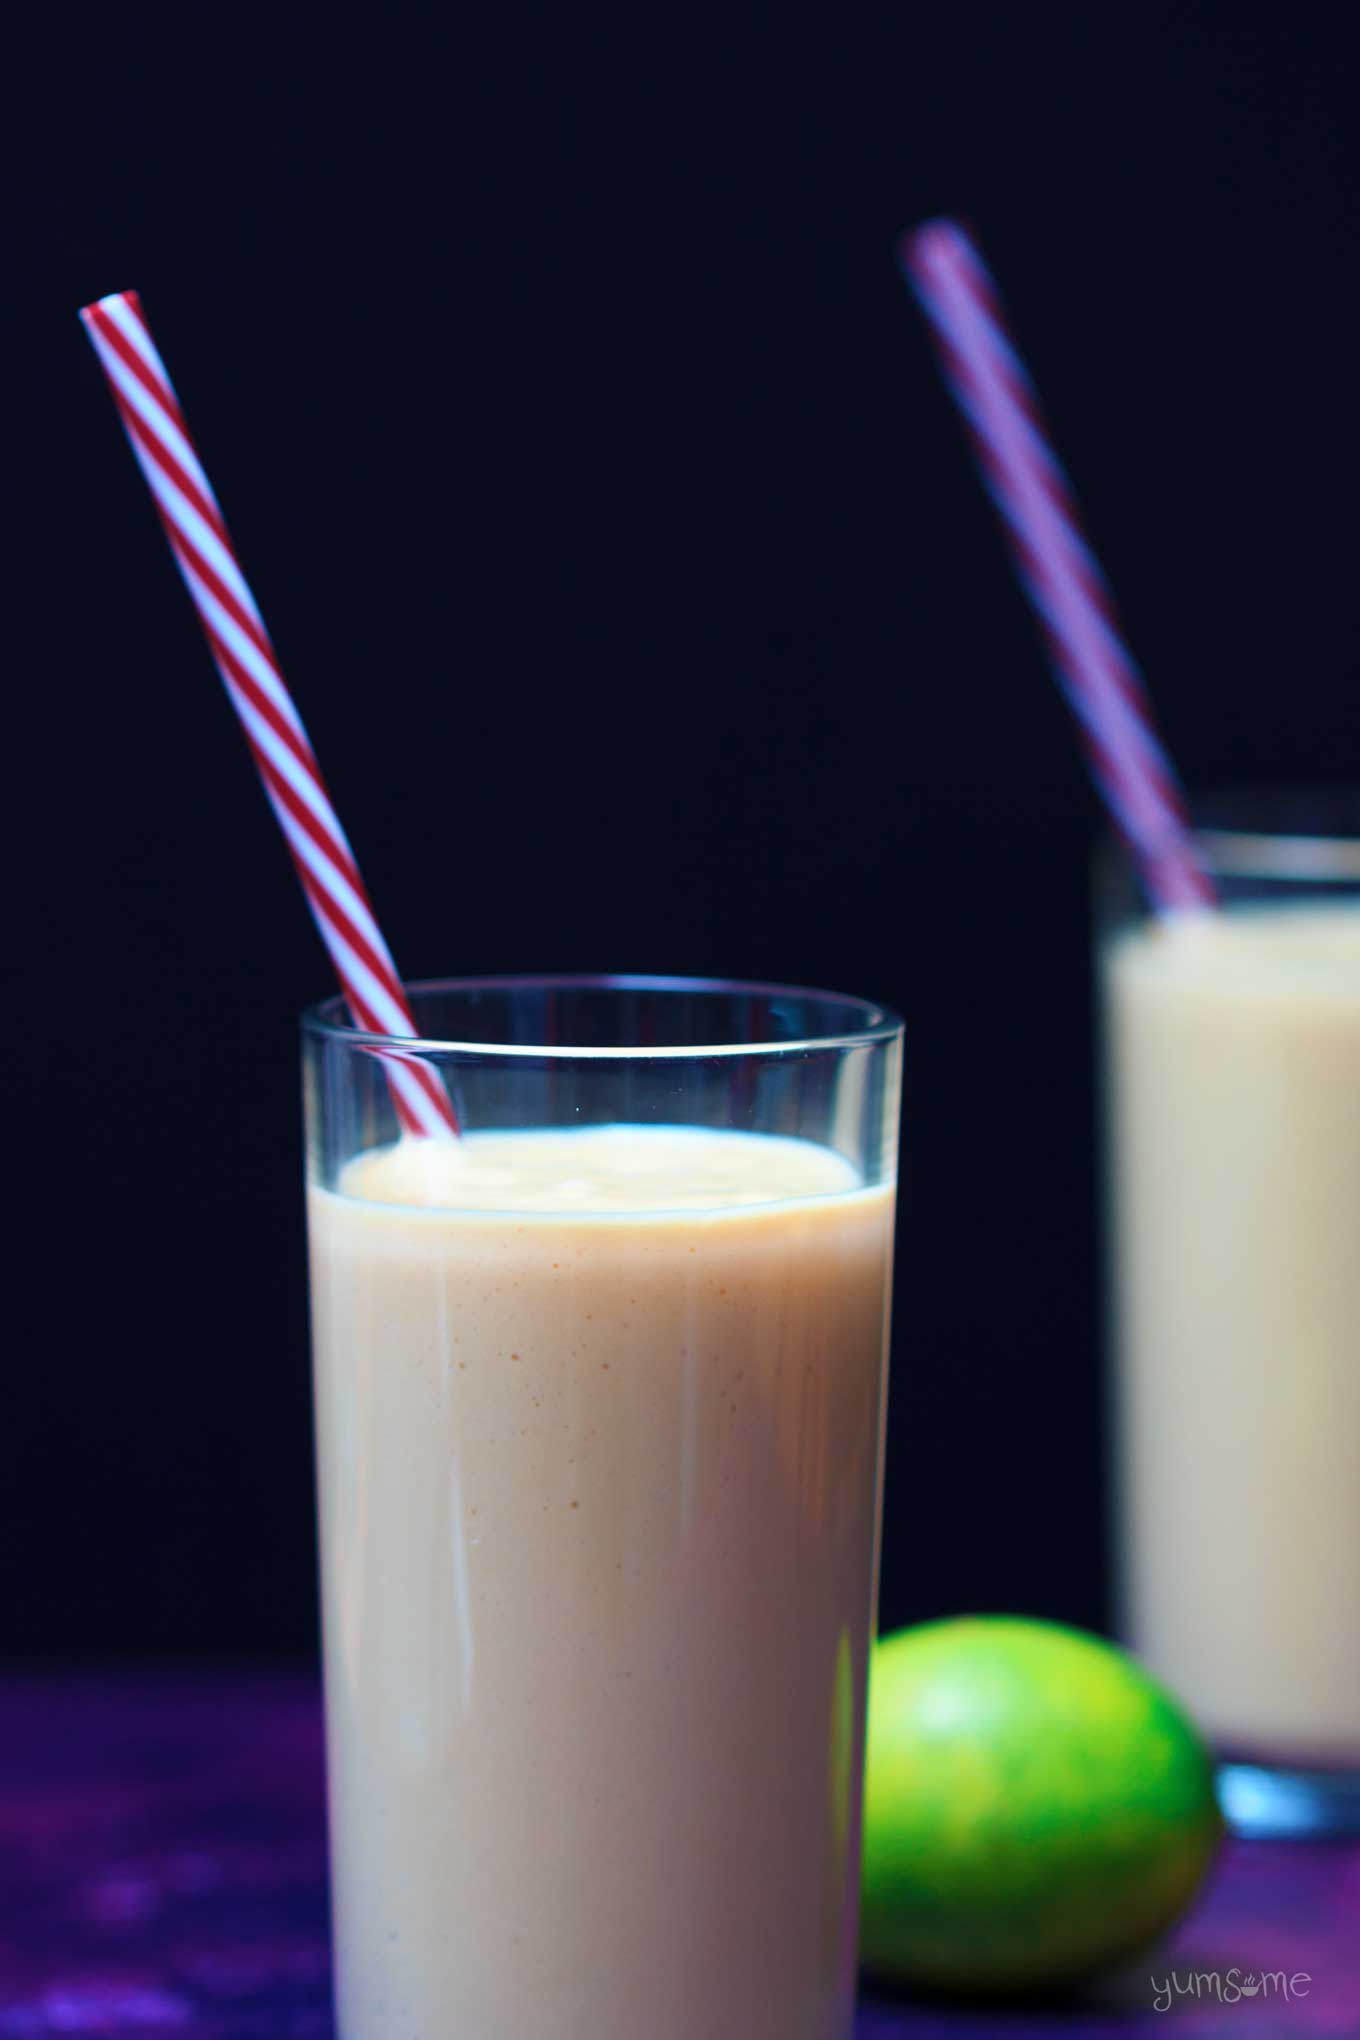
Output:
308,1124,896,2039
1104,904,1360,1762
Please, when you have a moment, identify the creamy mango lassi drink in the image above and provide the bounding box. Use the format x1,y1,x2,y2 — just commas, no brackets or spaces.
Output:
1104,896,1360,1789
304,980,901,2038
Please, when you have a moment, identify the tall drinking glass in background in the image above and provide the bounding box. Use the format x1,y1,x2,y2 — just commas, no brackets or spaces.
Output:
303,977,902,2039
1100,796,1360,1838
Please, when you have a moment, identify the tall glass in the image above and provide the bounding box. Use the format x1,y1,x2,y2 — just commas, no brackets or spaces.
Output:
302,977,902,2038
1100,796,1360,1838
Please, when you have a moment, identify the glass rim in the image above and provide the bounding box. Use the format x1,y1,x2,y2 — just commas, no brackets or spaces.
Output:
299,973,905,1062
1104,787,1360,884
1194,828,1360,882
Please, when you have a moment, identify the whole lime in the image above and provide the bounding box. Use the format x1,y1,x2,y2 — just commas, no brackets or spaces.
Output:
860,1616,1223,1993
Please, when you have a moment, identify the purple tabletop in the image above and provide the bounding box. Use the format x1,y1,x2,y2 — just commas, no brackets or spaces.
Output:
0,1672,1356,2038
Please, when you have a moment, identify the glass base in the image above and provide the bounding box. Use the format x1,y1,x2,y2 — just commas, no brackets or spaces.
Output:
1217,1760,1360,1839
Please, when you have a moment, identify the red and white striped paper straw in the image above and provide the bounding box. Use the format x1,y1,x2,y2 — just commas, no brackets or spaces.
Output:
900,219,1214,915
80,289,459,1135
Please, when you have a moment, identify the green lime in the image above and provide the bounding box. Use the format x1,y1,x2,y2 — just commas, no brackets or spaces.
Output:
860,1616,1223,1994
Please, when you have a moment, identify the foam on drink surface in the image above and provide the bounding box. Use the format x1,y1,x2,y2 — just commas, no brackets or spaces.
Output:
338,1123,865,1214
1118,902,1360,997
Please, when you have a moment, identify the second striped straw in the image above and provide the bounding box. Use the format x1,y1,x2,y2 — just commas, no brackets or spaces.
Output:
900,219,1215,916
80,289,458,1137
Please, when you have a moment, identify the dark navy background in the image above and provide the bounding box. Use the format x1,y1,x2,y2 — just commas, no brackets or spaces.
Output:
7,5,1360,1660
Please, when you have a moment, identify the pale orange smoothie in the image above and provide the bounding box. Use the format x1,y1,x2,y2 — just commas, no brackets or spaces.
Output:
1106,906,1360,1762
308,1126,895,2039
